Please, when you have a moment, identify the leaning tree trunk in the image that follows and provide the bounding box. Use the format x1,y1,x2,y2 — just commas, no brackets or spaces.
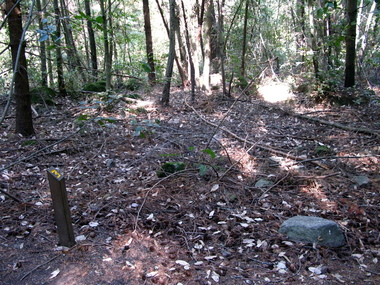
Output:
6,0,35,136
143,0,156,85
161,0,176,106
344,0,358,87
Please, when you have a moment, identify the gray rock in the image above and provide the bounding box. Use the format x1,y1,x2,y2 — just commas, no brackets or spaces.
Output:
279,216,345,247
352,175,370,187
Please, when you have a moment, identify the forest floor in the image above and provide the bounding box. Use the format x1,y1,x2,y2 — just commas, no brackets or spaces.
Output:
1,84,380,285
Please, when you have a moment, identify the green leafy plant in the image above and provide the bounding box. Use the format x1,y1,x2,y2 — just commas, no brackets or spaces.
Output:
130,119,160,138
157,162,186,177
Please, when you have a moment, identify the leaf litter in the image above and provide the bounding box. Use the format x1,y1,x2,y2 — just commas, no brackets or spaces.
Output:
0,88,380,284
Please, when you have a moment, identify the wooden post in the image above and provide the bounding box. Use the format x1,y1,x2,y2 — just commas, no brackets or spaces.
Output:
47,167,75,247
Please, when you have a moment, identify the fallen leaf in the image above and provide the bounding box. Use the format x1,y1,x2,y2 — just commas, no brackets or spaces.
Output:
50,269,60,279
146,271,158,278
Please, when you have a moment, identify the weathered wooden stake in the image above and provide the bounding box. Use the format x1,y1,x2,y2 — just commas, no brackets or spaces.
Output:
47,167,75,247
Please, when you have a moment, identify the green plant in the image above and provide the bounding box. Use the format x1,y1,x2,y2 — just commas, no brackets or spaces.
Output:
157,162,186,177
130,119,160,138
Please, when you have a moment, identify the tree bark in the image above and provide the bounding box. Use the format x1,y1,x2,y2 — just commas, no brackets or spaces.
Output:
143,0,156,85
6,0,34,136
344,0,357,87
85,0,98,79
161,0,176,106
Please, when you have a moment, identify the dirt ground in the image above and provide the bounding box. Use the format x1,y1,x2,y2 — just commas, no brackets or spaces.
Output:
1,86,380,284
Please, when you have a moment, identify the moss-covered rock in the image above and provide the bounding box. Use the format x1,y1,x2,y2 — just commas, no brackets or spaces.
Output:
83,81,107,92
30,86,56,105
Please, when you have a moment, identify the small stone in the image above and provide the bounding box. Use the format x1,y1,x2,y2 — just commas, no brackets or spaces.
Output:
106,159,116,168
279,216,345,247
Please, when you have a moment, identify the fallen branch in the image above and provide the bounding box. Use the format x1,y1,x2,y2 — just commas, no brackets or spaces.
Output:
294,113,380,138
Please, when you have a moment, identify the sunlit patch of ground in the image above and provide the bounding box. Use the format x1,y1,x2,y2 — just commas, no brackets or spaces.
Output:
258,82,295,103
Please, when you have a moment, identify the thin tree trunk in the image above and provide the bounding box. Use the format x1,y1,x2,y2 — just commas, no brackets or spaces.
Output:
85,0,98,78
344,0,358,87
99,0,111,90
154,0,186,86
6,0,34,136
181,0,196,101
60,0,86,83
36,0,47,86
307,0,320,81
161,0,176,106
143,0,156,85
175,3,188,84
202,0,213,91
53,0,67,96
216,0,227,96
240,0,249,77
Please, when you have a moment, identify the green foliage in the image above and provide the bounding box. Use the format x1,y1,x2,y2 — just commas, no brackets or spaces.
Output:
30,86,56,105
130,119,160,138
315,145,334,156
157,162,186,177
21,140,37,147
83,81,107,92
201,148,216,159
125,78,143,91
36,18,62,45
234,74,249,90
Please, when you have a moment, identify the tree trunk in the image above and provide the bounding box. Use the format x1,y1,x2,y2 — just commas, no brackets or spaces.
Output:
6,0,34,136
344,0,357,87
36,0,47,86
53,0,67,96
60,0,86,83
161,0,176,106
307,0,320,81
85,0,98,79
99,0,111,90
181,0,196,101
201,0,213,91
240,0,249,77
143,0,156,85
175,3,188,85
216,0,227,96
155,0,186,87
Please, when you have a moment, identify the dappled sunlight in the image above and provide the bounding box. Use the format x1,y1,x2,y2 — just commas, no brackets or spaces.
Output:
220,142,258,175
258,82,295,103
300,181,337,212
